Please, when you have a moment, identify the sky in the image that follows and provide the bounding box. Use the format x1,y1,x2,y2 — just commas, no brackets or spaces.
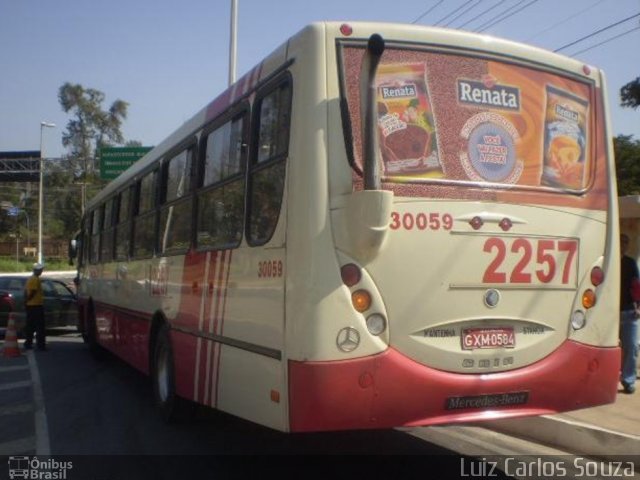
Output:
1,0,638,159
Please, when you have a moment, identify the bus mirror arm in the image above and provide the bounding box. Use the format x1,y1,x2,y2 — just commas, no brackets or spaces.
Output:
359,33,385,191
339,33,390,262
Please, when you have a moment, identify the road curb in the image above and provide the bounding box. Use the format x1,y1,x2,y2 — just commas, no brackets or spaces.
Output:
484,416,640,465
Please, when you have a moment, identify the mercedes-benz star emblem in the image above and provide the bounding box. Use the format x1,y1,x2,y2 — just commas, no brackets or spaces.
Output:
336,327,360,352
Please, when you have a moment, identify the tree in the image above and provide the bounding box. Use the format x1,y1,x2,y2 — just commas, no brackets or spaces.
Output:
621,77,640,110
58,83,129,161
58,83,130,212
614,134,640,196
0,84,136,256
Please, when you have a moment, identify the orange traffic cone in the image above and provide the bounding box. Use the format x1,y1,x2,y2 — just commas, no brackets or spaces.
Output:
2,313,21,358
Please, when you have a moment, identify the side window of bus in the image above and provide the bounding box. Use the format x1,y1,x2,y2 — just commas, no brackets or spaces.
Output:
197,112,247,250
115,186,133,261
90,207,102,264
132,170,158,258
100,197,115,262
159,146,195,254
247,77,291,245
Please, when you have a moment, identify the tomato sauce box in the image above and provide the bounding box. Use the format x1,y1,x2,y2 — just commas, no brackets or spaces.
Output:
542,85,589,189
376,63,442,176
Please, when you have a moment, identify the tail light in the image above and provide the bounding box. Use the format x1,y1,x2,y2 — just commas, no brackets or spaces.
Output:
366,314,386,335
341,263,361,287
571,310,586,330
582,289,596,309
352,290,371,313
590,266,604,286
0,292,15,311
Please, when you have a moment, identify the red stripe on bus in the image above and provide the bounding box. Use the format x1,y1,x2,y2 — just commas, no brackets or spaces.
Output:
208,250,227,406
205,91,234,122
202,252,220,405
240,70,250,98
192,251,209,401
213,250,227,336
213,250,233,407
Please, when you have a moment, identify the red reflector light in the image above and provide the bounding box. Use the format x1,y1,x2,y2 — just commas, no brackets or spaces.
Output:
270,390,280,403
590,266,604,286
341,263,361,287
583,65,591,75
340,23,353,36
469,216,483,230
499,218,512,231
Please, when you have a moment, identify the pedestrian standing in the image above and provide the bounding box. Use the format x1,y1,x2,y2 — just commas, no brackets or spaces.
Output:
620,234,638,394
24,263,46,351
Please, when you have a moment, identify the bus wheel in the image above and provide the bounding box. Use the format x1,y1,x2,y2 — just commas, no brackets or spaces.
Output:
80,304,89,344
152,324,193,422
86,303,105,360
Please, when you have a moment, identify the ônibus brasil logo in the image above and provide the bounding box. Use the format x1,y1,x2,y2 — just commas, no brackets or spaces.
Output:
8,456,73,480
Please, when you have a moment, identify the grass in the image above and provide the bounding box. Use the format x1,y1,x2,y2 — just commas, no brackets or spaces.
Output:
0,257,76,273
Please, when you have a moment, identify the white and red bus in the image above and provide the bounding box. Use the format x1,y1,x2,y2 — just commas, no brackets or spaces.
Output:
73,22,620,432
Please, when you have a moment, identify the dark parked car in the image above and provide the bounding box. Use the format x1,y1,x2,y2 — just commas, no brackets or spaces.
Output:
0,274,78,335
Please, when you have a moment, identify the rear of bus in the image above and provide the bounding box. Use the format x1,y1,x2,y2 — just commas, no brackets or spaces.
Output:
287,23,619,432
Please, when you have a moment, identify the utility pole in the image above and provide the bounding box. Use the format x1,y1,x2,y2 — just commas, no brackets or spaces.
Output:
38,121,56,265
229,0,238,86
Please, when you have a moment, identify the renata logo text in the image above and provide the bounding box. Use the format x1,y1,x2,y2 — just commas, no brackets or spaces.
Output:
555,103,580,122
458,79,520,111
379,83,417,99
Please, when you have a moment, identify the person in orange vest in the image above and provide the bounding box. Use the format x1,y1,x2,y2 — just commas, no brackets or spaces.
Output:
24,263,46,351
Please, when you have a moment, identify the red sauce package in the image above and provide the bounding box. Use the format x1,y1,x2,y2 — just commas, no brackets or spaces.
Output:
376,63,442,176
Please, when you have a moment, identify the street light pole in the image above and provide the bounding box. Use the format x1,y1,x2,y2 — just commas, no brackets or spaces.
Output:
38,121,56,265
228,0,237,86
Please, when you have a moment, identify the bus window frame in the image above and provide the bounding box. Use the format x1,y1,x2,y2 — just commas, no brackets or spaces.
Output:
89,206,103,265
131,168,159,260
114,185,134,262
158,137,198,256
76,217,86,268
195,101,250,252
100,196,116,262
82,213,92,267
161,137,197,204
245,73,292,248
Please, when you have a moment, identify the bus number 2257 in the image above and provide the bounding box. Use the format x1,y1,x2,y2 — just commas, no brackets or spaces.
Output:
483,237,578,285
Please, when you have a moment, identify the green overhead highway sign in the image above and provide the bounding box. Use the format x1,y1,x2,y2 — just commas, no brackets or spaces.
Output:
99,146,153,180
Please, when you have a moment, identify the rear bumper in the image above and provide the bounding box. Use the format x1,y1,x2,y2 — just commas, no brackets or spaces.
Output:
288,340,619,432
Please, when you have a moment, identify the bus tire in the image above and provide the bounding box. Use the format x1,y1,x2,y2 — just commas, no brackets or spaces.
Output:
152,324,194,422
81,311,90,344
86,303,105,360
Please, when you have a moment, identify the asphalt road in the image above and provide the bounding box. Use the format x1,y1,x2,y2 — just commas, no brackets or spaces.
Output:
2,330,494,479
38,332,450,455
